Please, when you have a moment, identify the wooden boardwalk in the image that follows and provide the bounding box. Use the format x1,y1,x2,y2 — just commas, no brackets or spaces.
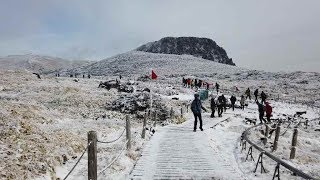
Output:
130,116,245,180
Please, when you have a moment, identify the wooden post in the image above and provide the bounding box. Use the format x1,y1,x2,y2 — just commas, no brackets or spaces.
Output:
273,124,281,151
126,115,131,150
181,107,183,118
186,104,189,113
277,94,280,101
88,131,97,180
290,128,298,159
265,125,270,138
141,113,147,139
263,125,269,145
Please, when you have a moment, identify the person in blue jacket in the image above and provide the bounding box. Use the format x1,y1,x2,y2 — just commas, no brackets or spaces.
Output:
191,94,207,132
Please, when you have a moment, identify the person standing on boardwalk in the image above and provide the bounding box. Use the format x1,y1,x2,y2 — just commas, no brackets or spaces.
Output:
254,89,259,101
240,95,245,110
191,94,207,131
210,95,216,118
215,82,220,94
265,102,272,123
230,95,237,111
217,94,224,117
245,88,251,100
222,94,227,112
256,101,266,124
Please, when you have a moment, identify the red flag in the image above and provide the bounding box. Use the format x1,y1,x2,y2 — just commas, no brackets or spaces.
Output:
151,70,157,80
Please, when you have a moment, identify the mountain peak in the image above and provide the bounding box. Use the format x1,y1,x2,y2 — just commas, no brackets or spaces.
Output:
136,37,235,66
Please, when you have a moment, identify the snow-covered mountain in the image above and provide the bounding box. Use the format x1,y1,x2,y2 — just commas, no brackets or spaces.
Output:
66,50,320,107
0,54,90,74
136,37,236,66
67,51,241,77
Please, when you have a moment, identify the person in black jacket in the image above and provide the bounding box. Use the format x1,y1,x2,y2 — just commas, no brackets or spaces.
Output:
254,89,259,102
245,88,251,100
215,83,220,94
217,95,224,117
222,94,227,112
210,96,216,118
191,94,207,131
230,95,237,111
256,101,266,124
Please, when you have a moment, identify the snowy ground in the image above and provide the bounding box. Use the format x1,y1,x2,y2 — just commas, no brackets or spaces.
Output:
130,98,320,179
1,69,319,180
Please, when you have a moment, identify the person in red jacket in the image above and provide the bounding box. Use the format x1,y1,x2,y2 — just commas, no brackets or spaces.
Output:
265,102,272,123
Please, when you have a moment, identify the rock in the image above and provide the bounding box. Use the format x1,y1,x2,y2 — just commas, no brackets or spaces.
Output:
295,111,307,116
98,80,119,90
107,92,169,121
118,84,134,93
99,80,134,93
143,88,150,92
136,37,236,66
137,75,151,82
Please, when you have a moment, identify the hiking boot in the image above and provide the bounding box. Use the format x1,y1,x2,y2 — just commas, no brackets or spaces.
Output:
200,128,203,131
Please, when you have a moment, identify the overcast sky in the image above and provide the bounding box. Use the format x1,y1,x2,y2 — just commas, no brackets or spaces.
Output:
0,0,319,72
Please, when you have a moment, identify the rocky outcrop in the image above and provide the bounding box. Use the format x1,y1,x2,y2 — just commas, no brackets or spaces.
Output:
136,37,235,66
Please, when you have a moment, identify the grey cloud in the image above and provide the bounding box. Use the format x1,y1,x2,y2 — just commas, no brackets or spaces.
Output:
0,0,319,72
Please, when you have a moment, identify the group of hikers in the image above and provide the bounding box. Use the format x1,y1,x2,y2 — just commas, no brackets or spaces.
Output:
183,77,214,90
191,86,273,132
182,77,222,94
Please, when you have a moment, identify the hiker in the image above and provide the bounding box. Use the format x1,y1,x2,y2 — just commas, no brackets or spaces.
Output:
240,95,245,110
119,75,122,79
257,101,266,124
88,74,91,79
215,83,220,94
217,95,224,117
265,102,272,123
195,79,198,88
210,96,216,118
191,94,207,132
222,95,227,112
198,79,202,88
182,77,185,87
254,89,259,101
245,88,251,100
230,95,237,111
261,91,267,104
206,82,210,90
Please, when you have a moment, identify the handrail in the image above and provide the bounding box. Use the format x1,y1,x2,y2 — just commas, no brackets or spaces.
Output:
97,129,126,144
243,124,316,180
63,141,92,180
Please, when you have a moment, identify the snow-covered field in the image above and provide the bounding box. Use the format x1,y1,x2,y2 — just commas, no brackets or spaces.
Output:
0,71,152,179
1,51,320,180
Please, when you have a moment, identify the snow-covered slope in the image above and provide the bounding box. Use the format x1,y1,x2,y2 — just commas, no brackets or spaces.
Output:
0,54,90,74
68,51,242,77
67,51,320,107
